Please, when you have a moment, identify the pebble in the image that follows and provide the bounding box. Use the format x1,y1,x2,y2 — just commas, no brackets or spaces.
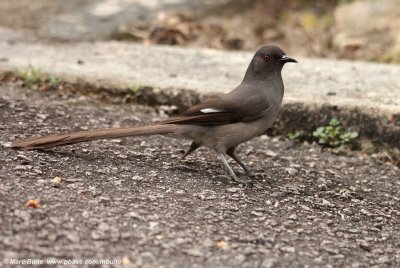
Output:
280,246,295,253
251,211,263,217
261,258,278,268
132,175,144,181
359,240,371,251
90,231,102,240
97,222,109,232
66,232,80,243
265,150,278,157
17,154,32,162
14,165,31,170
377,256,390,264
226,187,240,193
37,179,46,186
183,248,203,257
322,199,331,206
285,167,298,176
82,211,90,219
127,211,143,221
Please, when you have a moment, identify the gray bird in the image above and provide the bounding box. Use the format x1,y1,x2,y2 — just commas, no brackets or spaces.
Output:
11,45,297,184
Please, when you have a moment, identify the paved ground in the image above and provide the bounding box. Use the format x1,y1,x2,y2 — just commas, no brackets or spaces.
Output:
1,40,399,110
1,82,399,267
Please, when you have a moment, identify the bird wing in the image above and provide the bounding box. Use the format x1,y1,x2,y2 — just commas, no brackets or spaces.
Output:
161,95,272,126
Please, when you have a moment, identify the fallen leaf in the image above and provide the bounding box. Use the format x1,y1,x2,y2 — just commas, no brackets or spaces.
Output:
216,240,227,249
122,257,130,265
25,199,40,208
53,176,62,187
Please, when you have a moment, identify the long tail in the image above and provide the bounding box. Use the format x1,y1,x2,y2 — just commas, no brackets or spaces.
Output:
11,124,175,150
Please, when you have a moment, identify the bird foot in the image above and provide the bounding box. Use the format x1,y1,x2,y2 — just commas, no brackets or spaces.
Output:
231,174,253,187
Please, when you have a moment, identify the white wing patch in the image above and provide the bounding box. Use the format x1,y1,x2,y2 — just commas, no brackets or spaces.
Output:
200,108,224,113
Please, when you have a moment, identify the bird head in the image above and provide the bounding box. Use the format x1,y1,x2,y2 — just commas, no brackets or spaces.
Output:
247,45,297,79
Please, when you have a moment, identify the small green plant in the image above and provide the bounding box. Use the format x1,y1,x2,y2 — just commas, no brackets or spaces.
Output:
47,76,61,86
127,85,142,96
287,130,302,142
16,65,62,89
313,118,358,147
16,64,43,88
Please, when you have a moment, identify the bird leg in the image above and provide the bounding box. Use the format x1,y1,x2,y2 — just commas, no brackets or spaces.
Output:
218,153,252,185
226,147,249,174
177,141,200,164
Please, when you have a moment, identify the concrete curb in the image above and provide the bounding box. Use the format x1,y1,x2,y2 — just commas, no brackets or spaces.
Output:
1,40,399,150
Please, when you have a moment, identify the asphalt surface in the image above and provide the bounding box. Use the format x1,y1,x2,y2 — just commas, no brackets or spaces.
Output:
1,82,400,267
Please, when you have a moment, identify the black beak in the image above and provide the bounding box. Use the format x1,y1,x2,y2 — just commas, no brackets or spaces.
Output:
280,55,297,63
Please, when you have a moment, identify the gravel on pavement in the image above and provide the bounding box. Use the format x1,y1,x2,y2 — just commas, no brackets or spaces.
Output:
1,82,399,267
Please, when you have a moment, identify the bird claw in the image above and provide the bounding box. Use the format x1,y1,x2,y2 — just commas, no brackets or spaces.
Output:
231,174,253,187
242,179,254,188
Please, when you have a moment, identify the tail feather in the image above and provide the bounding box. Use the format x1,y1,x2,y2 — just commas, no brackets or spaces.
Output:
11,124,174,150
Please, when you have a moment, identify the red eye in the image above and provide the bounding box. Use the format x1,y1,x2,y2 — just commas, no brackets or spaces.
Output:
263,55,270,62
